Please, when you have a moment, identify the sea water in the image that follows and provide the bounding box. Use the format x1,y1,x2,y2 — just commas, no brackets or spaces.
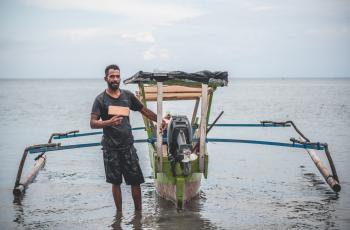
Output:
0,78,349,229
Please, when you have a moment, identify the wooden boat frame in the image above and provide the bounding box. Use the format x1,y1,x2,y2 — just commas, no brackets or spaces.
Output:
134,83,214,207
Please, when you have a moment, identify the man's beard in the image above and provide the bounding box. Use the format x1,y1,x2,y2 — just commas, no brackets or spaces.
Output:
108,82,119,91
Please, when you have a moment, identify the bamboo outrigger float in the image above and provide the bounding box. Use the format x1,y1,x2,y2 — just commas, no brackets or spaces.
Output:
13,71,341,209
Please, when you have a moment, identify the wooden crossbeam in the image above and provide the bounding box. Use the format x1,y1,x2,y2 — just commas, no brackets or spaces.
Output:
137,85,212,101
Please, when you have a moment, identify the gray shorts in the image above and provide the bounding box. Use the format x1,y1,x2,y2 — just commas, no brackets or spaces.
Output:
102,145,145,185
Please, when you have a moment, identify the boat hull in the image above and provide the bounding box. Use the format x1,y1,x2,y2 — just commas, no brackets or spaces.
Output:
155,172,202,208
148,144,208,208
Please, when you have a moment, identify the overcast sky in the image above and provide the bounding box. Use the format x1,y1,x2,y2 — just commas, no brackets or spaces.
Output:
1,0,349,79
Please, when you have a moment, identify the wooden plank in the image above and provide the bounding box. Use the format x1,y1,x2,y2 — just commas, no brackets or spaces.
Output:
144,85,202,93
108,106,130,116
144,93,201,101
206,91,214,125
138,85,213,101
199,84,208,173
156,82,163,172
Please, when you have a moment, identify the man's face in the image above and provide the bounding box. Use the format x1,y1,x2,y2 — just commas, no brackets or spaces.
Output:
105,69,121,90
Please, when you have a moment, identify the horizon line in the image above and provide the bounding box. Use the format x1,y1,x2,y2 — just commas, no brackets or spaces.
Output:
0,77,350,80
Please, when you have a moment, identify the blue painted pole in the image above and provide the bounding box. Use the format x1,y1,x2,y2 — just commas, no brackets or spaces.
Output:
28,142,101,154
53,124,288,140
30,137,324,154
28,139,150,154
53,127,146,140
211,123,291,127
206,138,324,150
53,131,102,139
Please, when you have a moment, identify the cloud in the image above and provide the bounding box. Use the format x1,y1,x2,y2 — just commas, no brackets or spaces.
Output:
250,5,276,12
143,47,169,60
52,27,157,44
305,26,350,38
52,27,116,42
241,2,276,13
121,32,155,43
22,0,202,25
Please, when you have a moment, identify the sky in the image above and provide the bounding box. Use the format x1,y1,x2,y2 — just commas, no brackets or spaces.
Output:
0,0,349,79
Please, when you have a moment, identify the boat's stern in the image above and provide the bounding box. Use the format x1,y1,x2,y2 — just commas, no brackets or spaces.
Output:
149,144,208,208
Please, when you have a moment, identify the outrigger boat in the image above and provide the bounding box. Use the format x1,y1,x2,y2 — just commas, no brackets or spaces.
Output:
13,71,341,208
123,71,228,207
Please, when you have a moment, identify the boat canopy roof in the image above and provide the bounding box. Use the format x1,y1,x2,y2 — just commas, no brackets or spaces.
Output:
124,70,228,87
136,85,213,101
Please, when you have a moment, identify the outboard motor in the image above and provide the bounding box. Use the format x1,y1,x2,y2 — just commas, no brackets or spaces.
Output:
167,115,192,176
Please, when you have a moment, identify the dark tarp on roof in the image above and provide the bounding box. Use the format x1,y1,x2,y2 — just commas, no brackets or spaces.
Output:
124,71,228,87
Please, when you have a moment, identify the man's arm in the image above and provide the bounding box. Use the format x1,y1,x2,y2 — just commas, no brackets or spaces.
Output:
90,114,123,129
140,107,169,132
140,107,157,122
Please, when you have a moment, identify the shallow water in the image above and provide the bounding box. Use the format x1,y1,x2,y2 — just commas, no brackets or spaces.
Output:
0,78,349,229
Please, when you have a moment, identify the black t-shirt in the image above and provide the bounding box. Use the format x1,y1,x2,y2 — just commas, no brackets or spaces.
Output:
91,89,144,148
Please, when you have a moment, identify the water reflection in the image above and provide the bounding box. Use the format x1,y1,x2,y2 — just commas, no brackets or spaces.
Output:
301,167,340,201
10,166,341,230
12,191,27,228
110,189,219,230
271,166,340,229
111,211,142,230
13,199,25,226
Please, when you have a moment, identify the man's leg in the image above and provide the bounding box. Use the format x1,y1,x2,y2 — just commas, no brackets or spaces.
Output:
131,185,142,211
112,184,122,212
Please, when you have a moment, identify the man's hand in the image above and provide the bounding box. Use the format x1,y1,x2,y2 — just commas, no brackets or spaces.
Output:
107,116,123,126
90,113,123,129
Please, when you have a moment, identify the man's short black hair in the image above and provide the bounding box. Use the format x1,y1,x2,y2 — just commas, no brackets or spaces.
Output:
105,64,120,77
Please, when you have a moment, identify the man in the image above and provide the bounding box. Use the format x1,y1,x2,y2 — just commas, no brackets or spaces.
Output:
90,64,157,212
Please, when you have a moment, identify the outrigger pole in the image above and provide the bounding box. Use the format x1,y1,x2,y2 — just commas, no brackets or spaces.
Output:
13,121,341,196
13,130,77,196
21,137,326,154
12,127,149,196
265,120,340,192
206,120,340,192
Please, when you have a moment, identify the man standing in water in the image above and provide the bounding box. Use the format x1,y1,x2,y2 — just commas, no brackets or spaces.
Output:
90,64,157,212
